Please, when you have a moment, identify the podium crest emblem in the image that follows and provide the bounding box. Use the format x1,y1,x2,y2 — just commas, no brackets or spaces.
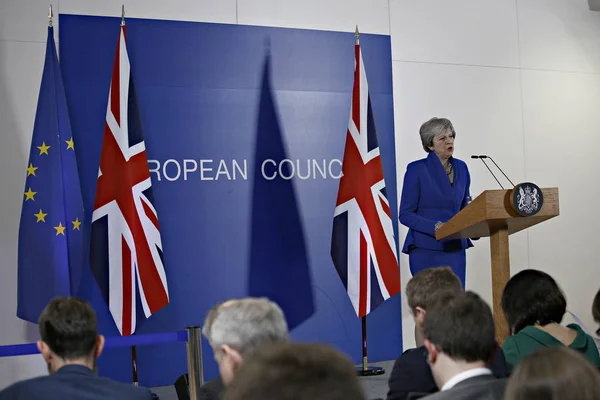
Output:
512,182,544,216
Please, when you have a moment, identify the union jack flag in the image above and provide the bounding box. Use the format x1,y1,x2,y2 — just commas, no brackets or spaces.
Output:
331,41,400,318
90,25,169,336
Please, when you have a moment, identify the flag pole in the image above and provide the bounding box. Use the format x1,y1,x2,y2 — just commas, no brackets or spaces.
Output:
132,346,139,385
357,315,385,376
354,24,385,378
120,5,138,385
362,316,367,370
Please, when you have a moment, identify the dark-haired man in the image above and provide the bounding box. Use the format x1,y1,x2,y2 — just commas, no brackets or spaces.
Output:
386,267,506,400
0,297,152,400
421,291,506,400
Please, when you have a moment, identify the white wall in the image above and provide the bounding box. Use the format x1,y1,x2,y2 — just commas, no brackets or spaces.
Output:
392,0,600,349
1,0,599,389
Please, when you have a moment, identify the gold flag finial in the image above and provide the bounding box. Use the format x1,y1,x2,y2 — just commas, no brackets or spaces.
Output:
49,5,53,27
121,5,125,26
355,25,359,44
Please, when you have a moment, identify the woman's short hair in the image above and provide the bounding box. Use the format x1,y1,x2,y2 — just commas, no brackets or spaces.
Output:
419,118,456,153
501,269,566,334
505,346,600,400
592,288,600,325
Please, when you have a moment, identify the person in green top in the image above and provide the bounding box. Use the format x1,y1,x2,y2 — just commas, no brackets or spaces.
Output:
500,269,600,373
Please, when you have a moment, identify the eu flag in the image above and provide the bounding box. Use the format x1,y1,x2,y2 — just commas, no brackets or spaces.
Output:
17,27,84,323
248,54,315,330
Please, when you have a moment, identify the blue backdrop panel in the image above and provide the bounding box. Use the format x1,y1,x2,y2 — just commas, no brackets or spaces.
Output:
59,14,401,387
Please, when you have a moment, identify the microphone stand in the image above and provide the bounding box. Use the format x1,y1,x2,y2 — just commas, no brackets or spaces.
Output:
471,156,504,189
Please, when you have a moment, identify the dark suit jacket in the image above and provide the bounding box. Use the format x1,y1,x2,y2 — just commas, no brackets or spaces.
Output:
419,375,506,400
0,364,152,400
399,152,473,253
198,377,225,400
386,346,507,400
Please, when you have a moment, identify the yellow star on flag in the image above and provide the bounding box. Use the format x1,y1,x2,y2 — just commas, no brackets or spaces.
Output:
34,209,47,223
24,187,36,201
72,217,81,230
26,163,38,176
37,142,51,155
54,222,66,236
65,138,75,150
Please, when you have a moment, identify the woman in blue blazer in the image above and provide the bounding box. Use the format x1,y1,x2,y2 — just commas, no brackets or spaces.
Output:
399,118,473,285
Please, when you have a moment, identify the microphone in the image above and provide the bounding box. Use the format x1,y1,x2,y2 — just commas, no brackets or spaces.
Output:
478,155,515,187
471,155,504,189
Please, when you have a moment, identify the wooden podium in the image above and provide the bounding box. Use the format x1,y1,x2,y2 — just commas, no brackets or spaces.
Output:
435,187,559,344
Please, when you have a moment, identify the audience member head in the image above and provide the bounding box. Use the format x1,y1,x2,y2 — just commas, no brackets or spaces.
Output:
406,266,462,345
423,291,496,389
593,288,600,335
202,297,289,385
224,343,365,400
504,346,600,400
37,297,104,374
501,269,566,334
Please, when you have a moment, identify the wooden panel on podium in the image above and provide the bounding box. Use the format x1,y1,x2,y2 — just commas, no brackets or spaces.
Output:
436,187,559,344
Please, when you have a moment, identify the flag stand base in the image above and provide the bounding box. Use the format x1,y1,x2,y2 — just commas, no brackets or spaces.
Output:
357,316,386,376
356,366,385,376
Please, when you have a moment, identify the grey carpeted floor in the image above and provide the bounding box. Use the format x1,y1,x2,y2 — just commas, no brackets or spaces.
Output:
152,360,394,400
357,360,394,399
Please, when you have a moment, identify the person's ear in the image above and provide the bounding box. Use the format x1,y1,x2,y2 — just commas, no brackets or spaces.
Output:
94,335,105,358
37,341,53,364
415,306,427,326
222,344,243,369
424,339,438,364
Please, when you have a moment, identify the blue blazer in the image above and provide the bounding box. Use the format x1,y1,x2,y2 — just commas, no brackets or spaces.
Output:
399,152,473,253
0,365,153,400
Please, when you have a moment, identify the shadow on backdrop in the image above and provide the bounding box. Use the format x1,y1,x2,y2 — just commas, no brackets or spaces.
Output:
248,50,315,330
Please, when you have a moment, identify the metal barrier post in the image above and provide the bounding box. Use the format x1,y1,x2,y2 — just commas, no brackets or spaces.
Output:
186,326,204,399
